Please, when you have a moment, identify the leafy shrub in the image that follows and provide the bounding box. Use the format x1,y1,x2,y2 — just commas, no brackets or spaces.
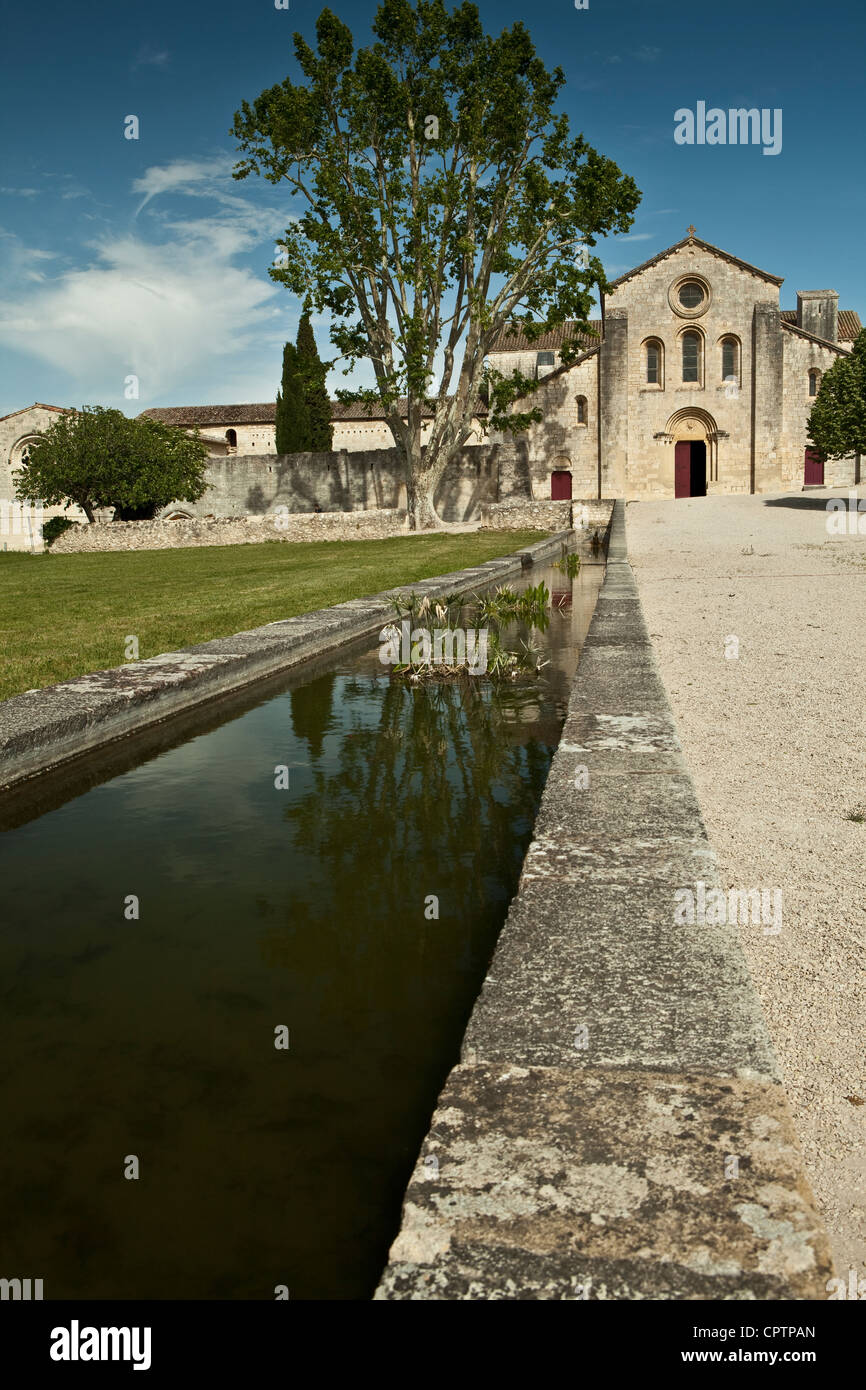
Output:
41,515,77,547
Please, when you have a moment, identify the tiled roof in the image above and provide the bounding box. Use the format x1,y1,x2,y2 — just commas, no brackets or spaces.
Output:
780,308,862,342
607,235,785,289
141,397,487,428
488,320,603,353
779,320,851,354
140,404,277,427
837,309,862,341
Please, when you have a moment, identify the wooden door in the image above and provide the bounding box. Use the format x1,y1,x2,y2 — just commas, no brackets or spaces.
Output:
551,470,573,500
674,442,691,498
804,449,824,486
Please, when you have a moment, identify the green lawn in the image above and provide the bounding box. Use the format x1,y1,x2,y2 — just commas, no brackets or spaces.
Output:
0,532,546,701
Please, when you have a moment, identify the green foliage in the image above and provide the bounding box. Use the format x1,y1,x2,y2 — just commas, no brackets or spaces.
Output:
387,576,552,682
41,515,77,547
275,342,312,453
232,0,640,525
553,548,580,578
296,308,333,450
808,330,866,460
476,580,549,624
13,407,209,523
389,589,464,619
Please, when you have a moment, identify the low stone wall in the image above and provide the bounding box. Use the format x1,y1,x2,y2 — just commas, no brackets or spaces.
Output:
480,499,574,530
50,509,409,554
376,500,833,1301
481,498,615,534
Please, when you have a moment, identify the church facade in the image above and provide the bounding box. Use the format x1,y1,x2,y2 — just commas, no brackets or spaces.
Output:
487,230,862,500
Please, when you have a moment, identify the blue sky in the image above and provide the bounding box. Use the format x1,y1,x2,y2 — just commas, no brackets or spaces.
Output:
0,0,863,417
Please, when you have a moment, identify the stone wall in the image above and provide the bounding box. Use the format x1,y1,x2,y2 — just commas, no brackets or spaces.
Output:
480,499,574,531
193,415,486,456
779,328,860,487
168,443,500,525
486,355,599,501
481,498,615,541
50,509,409,554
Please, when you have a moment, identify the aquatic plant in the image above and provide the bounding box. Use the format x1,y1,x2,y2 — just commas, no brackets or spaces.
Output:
553,547,581,579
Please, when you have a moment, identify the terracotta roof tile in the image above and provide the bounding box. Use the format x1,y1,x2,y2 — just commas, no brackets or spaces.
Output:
139,397,487,428
779,308,862,343
488,320,602,353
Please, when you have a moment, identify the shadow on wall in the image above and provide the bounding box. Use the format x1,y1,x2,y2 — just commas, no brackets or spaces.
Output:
194,446,501,523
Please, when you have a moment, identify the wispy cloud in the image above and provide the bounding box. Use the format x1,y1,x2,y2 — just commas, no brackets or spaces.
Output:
617,233,655,242
132,155,238,213
0,187,39,198
633,46,662,63
0,158,291,402
132,43,170,71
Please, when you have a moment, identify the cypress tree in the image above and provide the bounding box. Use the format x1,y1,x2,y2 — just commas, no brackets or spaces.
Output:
275,341,310,453
296,310,333,450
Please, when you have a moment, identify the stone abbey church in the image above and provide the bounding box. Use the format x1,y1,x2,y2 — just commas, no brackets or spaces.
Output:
1,230,861,545
490,229,862,500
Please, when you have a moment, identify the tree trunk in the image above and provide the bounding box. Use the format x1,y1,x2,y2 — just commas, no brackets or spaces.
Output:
405,469,440,530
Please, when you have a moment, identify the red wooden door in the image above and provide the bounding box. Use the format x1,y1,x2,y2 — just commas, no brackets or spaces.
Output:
674,442,691,498
804,449,824,486
551,470,573,500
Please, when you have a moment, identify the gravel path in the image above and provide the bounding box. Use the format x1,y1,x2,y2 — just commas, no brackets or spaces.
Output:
628,489,866,1281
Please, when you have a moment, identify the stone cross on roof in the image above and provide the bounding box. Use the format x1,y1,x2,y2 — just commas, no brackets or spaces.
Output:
687,224,697,238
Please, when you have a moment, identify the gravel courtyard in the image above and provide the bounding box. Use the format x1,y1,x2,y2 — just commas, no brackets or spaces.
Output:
628,489,866,1280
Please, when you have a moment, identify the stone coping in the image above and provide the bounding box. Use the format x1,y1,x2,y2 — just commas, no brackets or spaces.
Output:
0,531,571,792
375,499,834,1301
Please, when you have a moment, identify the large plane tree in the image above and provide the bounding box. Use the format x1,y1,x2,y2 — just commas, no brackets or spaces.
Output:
232,0,640,527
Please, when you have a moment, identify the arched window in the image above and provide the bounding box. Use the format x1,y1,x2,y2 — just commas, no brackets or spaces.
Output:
645,338,664,387
225,428,238,448
682,331,701,384
575,395,588,425
808,369,820,397
721,337,739,385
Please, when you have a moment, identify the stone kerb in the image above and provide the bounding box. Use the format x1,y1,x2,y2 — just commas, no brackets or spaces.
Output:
376,499,833,1301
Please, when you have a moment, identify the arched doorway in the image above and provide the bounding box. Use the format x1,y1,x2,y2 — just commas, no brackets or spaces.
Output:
665,409,718,498
674,440,707,497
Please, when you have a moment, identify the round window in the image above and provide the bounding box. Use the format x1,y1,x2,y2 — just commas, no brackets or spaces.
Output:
678,281,704,310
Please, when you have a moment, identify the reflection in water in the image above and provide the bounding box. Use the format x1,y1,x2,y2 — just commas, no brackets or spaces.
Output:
0,564,601,1299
